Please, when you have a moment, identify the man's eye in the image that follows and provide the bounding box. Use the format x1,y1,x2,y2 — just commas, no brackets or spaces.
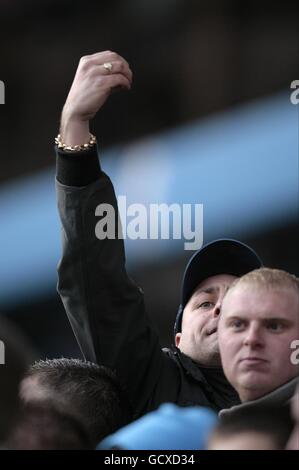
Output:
198,301,214,309
230,320,245,329
267,322,283,332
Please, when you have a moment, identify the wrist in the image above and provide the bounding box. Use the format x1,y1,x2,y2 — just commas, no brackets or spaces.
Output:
60,108,90,146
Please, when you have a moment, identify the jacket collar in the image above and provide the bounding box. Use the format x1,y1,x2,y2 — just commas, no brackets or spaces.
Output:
219,376,299,421
172,347,240,408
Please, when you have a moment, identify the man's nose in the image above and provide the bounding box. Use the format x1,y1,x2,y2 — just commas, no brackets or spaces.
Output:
243,325,264,348
213,292,226,318
212,303,221,317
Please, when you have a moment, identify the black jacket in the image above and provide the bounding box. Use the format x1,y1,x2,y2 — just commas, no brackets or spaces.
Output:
219,377,298,422
55,145,239,419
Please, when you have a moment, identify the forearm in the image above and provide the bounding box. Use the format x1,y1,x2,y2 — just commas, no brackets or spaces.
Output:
56,147,163,415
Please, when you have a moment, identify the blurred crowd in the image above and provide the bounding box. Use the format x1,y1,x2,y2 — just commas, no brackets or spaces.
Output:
1,263,298,450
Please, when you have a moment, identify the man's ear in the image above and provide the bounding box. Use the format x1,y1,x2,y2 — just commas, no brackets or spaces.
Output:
175,332,182,348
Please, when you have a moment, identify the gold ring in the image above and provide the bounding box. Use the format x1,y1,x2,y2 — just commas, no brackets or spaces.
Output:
103,62,113,73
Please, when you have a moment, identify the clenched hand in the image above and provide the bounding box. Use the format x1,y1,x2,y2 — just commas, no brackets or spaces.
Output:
60,51,133,146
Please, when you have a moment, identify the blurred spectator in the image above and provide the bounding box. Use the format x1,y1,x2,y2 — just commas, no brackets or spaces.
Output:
98,403,217,450
208,406,293,450
286,386,299,450
0,314,36,444
20,358,132,447
6,403,92,450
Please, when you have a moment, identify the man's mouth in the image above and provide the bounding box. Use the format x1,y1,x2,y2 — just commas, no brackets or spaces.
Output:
240,357,268,365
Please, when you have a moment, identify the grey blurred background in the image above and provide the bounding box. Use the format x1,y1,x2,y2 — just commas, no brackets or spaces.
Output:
0,0,298,358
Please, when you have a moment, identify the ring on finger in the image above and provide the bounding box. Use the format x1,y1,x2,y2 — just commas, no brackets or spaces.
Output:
103,62,113,73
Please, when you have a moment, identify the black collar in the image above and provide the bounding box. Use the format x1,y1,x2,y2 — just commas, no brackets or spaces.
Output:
172,347,240,408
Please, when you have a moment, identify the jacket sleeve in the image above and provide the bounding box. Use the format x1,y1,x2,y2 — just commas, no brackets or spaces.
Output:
55,145,166,416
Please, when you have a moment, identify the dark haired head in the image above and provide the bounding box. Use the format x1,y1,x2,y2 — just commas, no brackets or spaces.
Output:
20,358,132,446
7,402,92,450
